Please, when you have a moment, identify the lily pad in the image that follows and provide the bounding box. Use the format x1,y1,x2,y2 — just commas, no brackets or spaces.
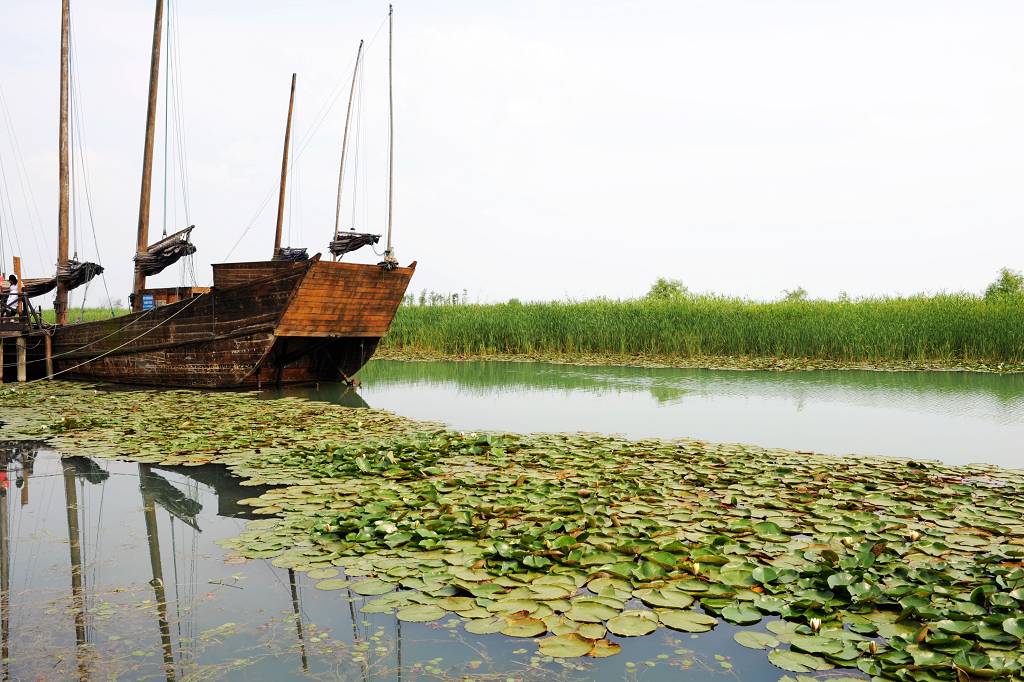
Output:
657,609,717,632
733,631,780,650
538,633,594,657
396,604,446,622
768,650,834,673
606,610,658,637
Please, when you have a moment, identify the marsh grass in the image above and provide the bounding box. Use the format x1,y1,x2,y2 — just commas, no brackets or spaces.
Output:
40,307,129,324
383,295,1024,365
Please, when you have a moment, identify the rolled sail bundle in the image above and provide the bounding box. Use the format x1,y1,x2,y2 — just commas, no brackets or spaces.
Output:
23,259,105,298
59,259,105,289
329,231,380,258
134,225,197,276
273,247,309,262
23,276,57,298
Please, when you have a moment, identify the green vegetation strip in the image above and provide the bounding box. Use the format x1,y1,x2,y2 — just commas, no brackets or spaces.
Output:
375,347,1024,374
382,296,1024,371
6,383,1024,680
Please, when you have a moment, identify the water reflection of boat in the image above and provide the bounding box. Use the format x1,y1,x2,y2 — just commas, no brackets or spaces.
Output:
151,463,268,520
0,445,370,679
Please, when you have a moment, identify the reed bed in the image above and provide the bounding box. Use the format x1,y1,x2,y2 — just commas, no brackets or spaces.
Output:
40,308,129,324
382,295,1024,365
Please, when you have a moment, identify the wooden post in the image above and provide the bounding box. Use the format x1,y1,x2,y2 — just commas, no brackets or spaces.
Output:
133,0,165,312
11,257,21,317
274,73,297,256
45,334,54,379
0,339,4,384
55,0,70,326
15,338,26,383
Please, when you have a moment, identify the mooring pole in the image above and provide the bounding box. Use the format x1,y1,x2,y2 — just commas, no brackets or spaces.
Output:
15,338,25,383
45,335,54,379
12,257,22,317
133,0,165,311
274,73,297,256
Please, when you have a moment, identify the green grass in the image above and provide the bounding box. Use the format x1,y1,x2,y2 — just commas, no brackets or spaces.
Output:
382,295,1024,365
40,307,129,324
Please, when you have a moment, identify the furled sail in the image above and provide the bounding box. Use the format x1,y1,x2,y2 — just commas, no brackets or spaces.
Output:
272,247,309,262
23,277,57,298
329,232,380,258
134,225,197,277
23,259,105,299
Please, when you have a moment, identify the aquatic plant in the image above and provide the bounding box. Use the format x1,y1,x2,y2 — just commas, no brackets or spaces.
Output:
6,382,1024,679
382,294,1024,368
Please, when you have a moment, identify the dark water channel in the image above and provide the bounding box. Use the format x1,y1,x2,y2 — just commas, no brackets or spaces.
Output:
321,360,1023,468
0,443,788,681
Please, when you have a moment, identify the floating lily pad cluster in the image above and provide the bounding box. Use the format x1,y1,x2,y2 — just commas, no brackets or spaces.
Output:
6,382,1024,680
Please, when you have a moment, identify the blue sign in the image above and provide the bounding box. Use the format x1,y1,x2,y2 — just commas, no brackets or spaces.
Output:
142,294,155,311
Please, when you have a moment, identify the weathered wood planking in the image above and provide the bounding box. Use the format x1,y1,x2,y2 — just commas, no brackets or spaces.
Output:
277,261,415,337
50,258,415,387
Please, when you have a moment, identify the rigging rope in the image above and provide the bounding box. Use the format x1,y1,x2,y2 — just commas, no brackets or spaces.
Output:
0,86,51,266
20,291,208,384
223,14,388,261
69,9,114,314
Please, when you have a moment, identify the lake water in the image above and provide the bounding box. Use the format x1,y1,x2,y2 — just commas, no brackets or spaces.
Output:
0,444,799,681
5,361,1023,679
284,360,1024,468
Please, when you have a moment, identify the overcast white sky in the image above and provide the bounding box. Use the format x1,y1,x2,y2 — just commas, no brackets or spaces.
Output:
1,0,1022,304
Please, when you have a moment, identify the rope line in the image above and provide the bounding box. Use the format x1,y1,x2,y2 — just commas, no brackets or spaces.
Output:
17,293,206,383
0,307,158,369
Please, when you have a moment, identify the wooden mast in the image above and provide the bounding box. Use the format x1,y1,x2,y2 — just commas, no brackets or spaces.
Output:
133,0,165,312
332,41,364,259
62,462,88,674
384,5,396,264
274,73,297,256
55,0,71,325
139,464,176,681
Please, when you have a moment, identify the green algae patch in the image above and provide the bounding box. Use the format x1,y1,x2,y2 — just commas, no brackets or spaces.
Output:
7,382,1024,680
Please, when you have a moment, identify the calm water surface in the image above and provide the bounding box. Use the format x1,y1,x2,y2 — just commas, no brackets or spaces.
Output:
0,444,788,681
309,360,1024,468
5,362,1022,679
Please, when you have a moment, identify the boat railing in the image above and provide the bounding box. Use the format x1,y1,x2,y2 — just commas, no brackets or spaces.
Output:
0,293,46,333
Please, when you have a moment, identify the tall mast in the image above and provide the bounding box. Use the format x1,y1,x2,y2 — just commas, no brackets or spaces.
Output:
384,5,396,263
274,73,297,255
55,0,70,325
332,41,364,258
62,463,87,672
139,465,176,681
133,0,165,312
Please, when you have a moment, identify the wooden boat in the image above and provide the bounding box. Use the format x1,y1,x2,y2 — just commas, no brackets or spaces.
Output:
40,2,412,387
51,258,414,387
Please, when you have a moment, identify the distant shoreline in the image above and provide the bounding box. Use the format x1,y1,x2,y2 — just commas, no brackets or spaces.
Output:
374,347,1024,374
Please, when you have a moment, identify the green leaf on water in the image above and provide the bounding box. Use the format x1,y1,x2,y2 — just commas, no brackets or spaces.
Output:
396,604,446,622
538,633,594,657
733,631,779,649
606,610,658,637
656,609,717,633
767,649,834,673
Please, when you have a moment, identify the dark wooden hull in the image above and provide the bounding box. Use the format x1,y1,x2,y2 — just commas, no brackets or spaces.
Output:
50,258,414,388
